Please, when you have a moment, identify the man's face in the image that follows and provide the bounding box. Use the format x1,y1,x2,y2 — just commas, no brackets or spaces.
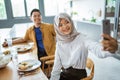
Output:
31,12,42,24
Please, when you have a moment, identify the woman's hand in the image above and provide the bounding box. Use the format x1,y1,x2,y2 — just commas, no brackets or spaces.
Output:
101,34,118,53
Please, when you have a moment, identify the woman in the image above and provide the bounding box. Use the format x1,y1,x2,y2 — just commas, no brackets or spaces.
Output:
50,13,118,80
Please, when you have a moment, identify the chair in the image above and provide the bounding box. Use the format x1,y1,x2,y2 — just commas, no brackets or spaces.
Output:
40,55,54,77
81,58,94,80
40,56,94,80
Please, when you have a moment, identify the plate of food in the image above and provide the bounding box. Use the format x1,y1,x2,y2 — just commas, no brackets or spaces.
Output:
16,45,32,53
18,59,41,71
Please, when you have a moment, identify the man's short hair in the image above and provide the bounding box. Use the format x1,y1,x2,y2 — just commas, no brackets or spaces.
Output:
30,8,41,16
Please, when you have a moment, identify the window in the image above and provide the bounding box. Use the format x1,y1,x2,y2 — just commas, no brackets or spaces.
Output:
0,0,7,19
26,0,39,16
44,0,71,16
11,0,25,17
44,0,58,16
11,0,39,17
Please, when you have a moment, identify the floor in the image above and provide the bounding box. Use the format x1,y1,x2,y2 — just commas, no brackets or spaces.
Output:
88,52,120,80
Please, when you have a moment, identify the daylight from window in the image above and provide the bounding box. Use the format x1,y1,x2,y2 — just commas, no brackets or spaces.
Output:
44,0,71,16
26,0,39,16
0,0,7,19
11,0,25,17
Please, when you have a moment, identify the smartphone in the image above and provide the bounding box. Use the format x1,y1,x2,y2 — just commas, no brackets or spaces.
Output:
102,19,111,40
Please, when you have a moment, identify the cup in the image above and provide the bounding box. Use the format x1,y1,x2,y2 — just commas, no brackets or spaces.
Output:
11,47,18,66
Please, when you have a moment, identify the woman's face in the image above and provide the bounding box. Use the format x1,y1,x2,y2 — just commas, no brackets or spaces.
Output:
58,18,72,35
31,11,42,25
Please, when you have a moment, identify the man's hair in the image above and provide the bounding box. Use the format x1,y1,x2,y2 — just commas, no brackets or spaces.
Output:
30,8,41,16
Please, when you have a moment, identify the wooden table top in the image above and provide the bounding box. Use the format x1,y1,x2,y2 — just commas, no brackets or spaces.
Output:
0,43,48,80
0,23,48,80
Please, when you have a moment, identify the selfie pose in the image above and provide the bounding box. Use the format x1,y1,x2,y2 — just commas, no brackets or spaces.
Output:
50,13,118,80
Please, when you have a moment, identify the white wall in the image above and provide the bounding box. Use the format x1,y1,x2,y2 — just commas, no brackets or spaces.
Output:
75,21,101,41
72,0,105,21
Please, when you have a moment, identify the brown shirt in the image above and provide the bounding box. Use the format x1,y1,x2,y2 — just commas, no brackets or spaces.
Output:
24,22,56,56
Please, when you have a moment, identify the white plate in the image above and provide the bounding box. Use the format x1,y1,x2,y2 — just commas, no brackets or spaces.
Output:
16,45,32,53
18,59,41,71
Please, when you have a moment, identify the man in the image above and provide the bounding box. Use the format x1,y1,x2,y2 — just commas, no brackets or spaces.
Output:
3,9,56,64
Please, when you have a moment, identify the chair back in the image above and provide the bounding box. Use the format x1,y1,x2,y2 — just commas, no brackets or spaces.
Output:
81,58,94,80
40,55,54,78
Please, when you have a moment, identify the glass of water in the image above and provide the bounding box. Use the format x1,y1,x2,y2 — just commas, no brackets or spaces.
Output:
11,47,18,66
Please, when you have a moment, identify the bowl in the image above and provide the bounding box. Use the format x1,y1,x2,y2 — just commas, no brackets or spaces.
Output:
0,53,12,68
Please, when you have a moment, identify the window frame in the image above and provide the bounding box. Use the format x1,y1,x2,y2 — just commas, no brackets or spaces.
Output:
0,0,40,28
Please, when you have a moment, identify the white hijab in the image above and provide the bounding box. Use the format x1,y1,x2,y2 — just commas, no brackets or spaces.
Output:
54,13,79,43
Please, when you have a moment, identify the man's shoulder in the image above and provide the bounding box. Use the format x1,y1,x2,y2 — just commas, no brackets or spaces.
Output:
27,25,34,31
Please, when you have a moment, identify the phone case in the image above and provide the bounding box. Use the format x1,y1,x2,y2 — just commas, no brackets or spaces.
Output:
102,19,111,40
102,19,111,35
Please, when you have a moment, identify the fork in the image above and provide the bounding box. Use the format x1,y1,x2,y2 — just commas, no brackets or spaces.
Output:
18,68,40,79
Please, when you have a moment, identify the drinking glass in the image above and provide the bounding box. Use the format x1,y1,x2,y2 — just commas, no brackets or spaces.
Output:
11,47,19,80
11,47,18,66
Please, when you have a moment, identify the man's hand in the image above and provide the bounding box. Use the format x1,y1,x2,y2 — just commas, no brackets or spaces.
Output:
2,41,8,47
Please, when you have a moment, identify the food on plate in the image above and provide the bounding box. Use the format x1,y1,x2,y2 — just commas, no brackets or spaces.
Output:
18,64,28,70
16,45,32,52
18,62,33,70
18,60,41,71
17,47,27,51
3,50,10,55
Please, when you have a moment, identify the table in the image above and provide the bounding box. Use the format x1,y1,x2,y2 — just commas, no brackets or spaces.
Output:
0,25,48,80
0,43,48,80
